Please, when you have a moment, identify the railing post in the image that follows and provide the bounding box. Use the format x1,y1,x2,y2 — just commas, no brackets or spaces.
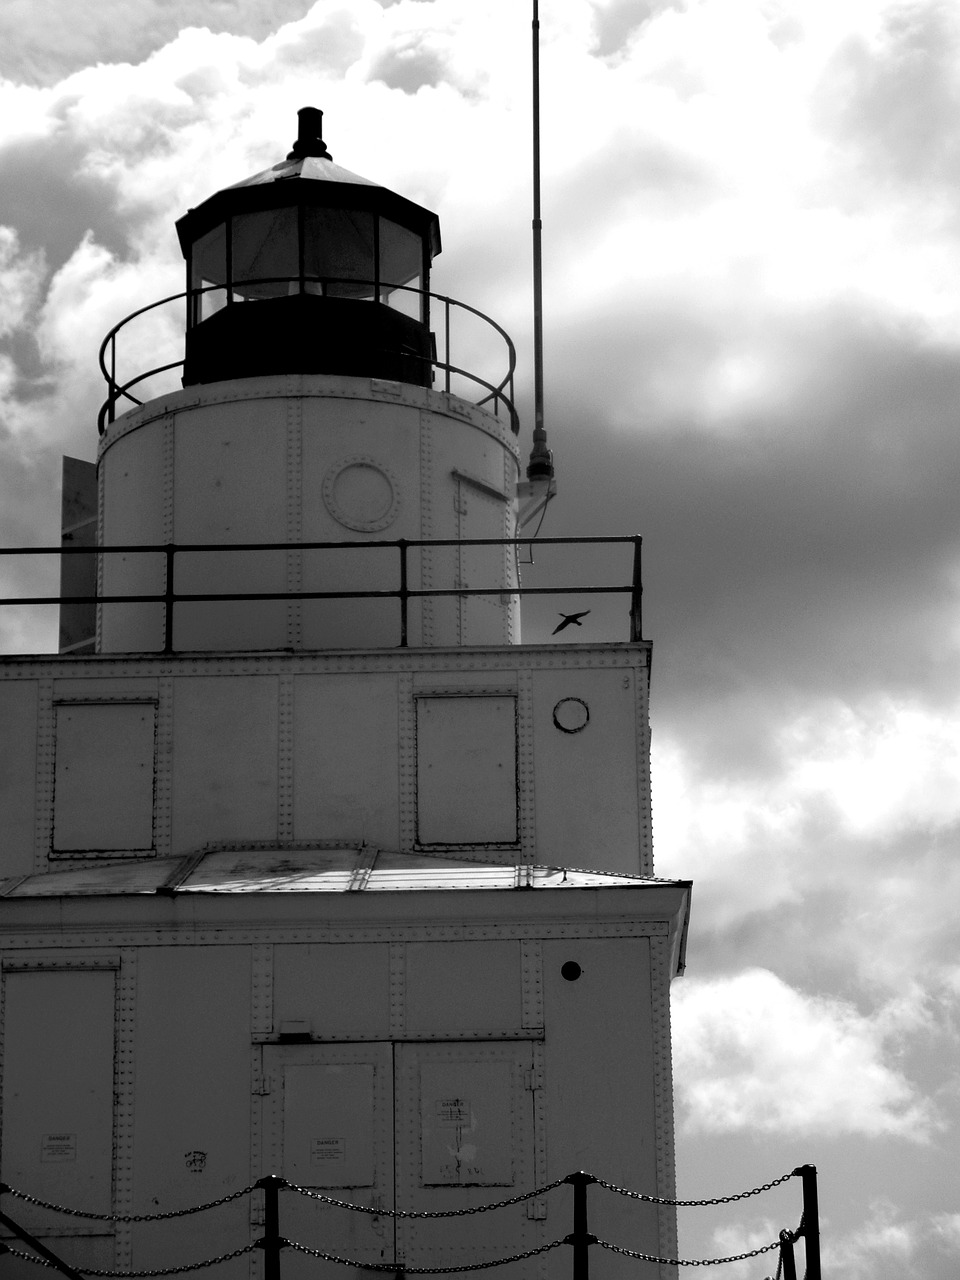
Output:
256,1175,286,1280
629,535,643,642
163,544,176,655
398,539,408,648
444,301,451,394
779,1229,798,1280
564,1172,596,1280
795,1165,820,1280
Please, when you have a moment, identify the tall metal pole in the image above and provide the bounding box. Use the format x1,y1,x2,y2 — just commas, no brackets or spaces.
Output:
527,0,554,481
797,1164,821,1280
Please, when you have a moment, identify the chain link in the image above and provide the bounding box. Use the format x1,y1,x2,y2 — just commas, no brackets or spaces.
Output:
0,1244,259,1277
597,1236,783,1267
287,1237,566,1272
0,1185,259,1224
593,1170,797,1207
283,1179,567,1218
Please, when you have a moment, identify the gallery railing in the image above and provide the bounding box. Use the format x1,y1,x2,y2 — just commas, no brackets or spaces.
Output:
0,535,644,652
97,281,518,435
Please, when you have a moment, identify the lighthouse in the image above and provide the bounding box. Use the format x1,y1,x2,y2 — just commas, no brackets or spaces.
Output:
0,110,690,1280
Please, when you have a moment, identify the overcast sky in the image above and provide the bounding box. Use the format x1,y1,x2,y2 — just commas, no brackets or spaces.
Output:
2,1,960,1275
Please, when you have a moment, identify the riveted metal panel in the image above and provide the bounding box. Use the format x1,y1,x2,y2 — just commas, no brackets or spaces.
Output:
262,1042,395,1276
520,940,543,1031
32,680,55,874
278,676,295,841
394,1042,538,1274
173,402,289,651
272,943,390,1041
0,968,115,1228
53,702,156,854
99,419,169,653
542,938,665,1265
285,394,303,649
292,674,399,847
251,944,273,1038
171,676,279,850
416,696,518,845
397,672,416,851
154,678,174,857
0,683,38,878
404,941,522,1037
650,933,679,1276
517,671,536,864
532,668,642,875
127,948,251,1271
114,949,137,1270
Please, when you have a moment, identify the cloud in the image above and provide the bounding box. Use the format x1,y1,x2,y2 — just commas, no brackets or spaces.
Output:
672,969,938,1139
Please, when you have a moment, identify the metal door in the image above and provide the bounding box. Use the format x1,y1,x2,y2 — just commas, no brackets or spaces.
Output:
262,1040,539,1277
261,1043,395,1277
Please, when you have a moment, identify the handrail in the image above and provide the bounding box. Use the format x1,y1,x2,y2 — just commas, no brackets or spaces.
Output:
0,534,645,651
97,280,518,435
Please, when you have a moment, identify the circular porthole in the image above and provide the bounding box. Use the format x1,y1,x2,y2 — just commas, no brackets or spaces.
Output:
322,457,400,532
561,962,582,982
552,697,590,734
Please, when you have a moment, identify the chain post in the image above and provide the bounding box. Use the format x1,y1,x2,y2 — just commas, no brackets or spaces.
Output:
563,1172,596,1280
795,1166,820,1280
255,1175,287,1280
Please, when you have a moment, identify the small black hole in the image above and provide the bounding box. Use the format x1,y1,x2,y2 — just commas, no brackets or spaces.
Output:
561,961,582,982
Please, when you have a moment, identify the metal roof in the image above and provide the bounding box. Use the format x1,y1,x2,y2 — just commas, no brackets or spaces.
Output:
0,847,679,898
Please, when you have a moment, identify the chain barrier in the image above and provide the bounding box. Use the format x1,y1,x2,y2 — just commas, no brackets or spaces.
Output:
287,1237,567,1272
283,1178,567,1218
594,1169,798,1207
0,1244,259,1277
597,1237,783,1267
0,1168,813,1275
0,1184,259,1224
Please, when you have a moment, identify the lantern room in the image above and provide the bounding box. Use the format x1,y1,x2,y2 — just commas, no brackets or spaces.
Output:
176,107,441,387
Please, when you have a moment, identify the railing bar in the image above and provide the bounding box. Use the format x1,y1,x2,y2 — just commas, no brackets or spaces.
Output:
1,535,643,555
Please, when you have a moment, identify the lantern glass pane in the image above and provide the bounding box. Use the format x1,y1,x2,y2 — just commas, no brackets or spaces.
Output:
191,223,227,322
303,208,376,300
231,208,300,299
379,219,422,317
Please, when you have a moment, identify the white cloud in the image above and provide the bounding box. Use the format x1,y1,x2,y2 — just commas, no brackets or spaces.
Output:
672,969,937,1139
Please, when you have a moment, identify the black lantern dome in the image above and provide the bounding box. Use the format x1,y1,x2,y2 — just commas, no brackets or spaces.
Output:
176,108,442,387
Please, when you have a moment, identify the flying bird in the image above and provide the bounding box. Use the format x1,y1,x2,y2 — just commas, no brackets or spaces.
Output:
552,610,591,635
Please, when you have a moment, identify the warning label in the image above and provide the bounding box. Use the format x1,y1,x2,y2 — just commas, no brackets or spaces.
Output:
311,1138,345,1165
436,1098,470,1127
41,1133,77,1163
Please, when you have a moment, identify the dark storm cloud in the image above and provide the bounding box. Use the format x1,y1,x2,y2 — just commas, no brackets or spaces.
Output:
542,303,960,773
0,135,128,273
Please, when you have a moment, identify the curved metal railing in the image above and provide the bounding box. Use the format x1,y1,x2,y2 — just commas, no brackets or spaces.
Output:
97,280,518,436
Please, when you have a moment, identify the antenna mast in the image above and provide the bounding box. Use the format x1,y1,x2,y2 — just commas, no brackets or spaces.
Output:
527,0,554,481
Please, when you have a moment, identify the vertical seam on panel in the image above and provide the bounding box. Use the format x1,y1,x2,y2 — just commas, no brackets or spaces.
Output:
34,679,55,873
251,944,273,1039
278,676,295,841
517,671,536,865
154,677,173,857
650,934,678,1277
95,460,105,652
161,415,175,652
398,673,416,851
114,951,137,1269
520,939,543,1030
389,943,405,1039
286,396,302,649
636,662,653,876
419,412,434,644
